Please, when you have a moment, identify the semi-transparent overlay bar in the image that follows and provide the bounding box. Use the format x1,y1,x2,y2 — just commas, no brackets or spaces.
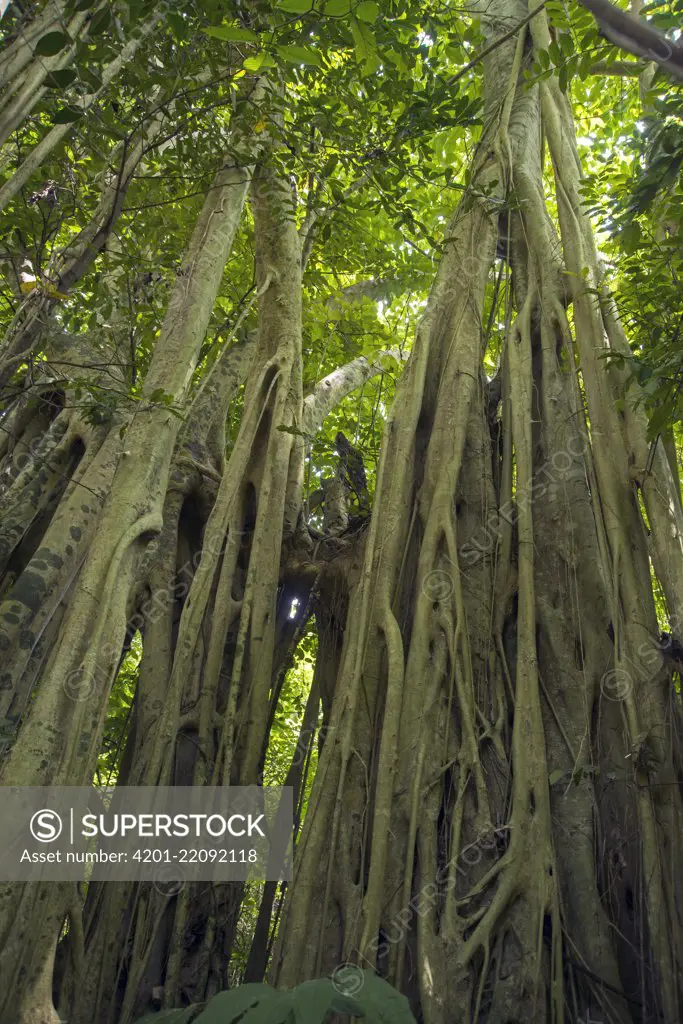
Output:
0,786,293,882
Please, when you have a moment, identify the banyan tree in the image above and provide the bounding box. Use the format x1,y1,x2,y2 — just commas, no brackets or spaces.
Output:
0,0,682,1021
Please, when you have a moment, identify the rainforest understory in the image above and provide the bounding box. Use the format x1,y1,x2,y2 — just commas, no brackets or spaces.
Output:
0,0,682,1022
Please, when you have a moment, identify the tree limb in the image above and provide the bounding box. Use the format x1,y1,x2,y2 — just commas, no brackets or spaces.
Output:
302,348,405,436
590,58,648,75
577,0,683,81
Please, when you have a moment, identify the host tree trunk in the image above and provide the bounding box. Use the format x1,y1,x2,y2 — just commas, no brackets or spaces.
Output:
0,1,681,1023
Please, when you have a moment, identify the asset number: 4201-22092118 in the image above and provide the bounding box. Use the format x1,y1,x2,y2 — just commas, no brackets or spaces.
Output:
131,848,258,863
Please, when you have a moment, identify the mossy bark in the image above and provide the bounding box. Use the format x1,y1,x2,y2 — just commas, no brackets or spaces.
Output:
0,94,259,1021
272,3,683,1022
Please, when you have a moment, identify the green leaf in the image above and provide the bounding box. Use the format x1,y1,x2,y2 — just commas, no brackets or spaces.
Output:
79,67,103,91
548,40,562,66
89,6,111,33
134,1008,202,1024
324,0,352,13
321,155,338,178
647,403,672,440
385,48,408,74
243,53,277,71
548,769,565,786
348,972,417,1023
34,31,71,56
356,1,380,22
620,221,642,252
330,991,365,1015
204,25,258,41
376,351,401,372
558,64,568,93
194,985,273,1023
290,979,339,1023
276,0,313,12
52,105,84,123
238,991,291,1024
560,31,574,57
276,44,322,66
349,17,378,74
167,12,188,38
44,68,78,88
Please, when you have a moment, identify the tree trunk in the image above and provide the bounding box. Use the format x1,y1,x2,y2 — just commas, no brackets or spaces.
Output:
0,83,260,1022
1,2,682,1022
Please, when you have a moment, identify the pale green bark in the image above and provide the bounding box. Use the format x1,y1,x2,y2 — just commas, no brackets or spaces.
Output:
0,10,162,214
0,8,91,151
0,0,66,91
0,88,260,1023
